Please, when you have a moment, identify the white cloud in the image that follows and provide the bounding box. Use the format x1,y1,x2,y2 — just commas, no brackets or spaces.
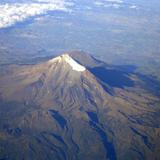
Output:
112,3,121,9
94,0,124,8
94,1,104,6
94,1,140,10
104,0,123,3
94,1,122,9
0,1,73,29
129,5,138,9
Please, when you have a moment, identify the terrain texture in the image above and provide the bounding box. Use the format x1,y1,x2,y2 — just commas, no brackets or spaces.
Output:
0,52,160,160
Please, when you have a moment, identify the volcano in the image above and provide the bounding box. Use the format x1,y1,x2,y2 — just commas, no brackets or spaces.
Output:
0,52,159,160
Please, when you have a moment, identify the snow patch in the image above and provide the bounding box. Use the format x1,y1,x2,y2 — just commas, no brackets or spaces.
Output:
62,54,86,72
49,54,86,72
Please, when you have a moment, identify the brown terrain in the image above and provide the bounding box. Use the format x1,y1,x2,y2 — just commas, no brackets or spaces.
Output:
0,52,160,160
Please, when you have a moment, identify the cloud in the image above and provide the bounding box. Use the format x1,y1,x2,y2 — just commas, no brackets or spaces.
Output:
94,0,122,9
94,1,104,6
104,0,123,3
94,0,140,10
129,5,138,10
0,1,73,29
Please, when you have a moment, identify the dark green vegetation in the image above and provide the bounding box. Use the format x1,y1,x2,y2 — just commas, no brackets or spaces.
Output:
0,52,160,160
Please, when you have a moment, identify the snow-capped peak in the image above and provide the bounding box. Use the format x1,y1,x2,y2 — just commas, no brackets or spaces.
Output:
49,54,86,72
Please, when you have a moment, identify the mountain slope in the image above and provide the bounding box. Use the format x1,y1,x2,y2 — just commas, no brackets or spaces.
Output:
0,53,160,160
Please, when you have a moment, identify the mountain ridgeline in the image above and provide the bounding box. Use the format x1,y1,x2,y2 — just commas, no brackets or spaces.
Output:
0,52,160,160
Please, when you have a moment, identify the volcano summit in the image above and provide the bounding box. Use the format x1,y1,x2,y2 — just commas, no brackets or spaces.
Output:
0,52,159,160
49,54,86,72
